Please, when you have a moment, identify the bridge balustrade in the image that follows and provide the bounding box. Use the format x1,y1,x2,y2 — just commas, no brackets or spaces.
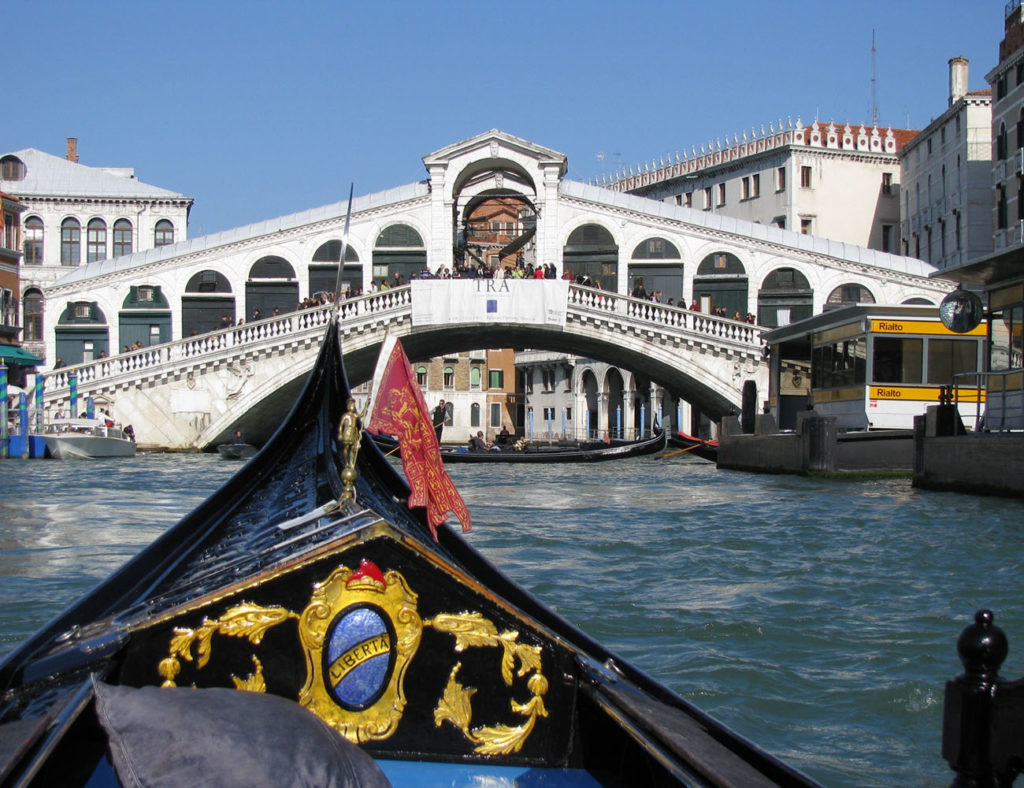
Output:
569,285,761,346
43,287,414,399
40,282,758,408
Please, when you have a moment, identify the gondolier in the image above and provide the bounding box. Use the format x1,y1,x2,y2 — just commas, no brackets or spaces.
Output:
432,399,446,442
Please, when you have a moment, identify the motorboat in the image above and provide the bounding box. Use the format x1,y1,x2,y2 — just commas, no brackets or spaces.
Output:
41,417,137,459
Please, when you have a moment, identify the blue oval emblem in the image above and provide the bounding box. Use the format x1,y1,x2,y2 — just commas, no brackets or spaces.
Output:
323,604,395,709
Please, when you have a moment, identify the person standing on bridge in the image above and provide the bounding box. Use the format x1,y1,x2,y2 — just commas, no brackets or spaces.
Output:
432,399,447,443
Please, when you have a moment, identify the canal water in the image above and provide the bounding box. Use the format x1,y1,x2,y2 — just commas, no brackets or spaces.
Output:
0,450,1020,787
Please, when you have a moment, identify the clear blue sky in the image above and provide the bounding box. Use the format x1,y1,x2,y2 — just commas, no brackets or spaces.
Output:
4,0,1001,236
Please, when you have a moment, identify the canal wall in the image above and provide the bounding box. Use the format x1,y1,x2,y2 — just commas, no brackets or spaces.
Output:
718,413,914,474
913,405,1024,498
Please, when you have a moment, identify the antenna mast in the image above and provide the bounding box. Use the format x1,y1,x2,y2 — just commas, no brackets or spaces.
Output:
871,30,879,126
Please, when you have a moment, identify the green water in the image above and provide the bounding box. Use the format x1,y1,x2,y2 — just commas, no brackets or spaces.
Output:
0,452,1020,786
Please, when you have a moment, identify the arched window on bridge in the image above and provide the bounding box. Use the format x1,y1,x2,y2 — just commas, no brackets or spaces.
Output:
563,224,617,291
183,270,234,337
55,301,108,364
310,240,361,298
246,256,298,320
694,252,748,316
22,288,43,342
758,267,813,328
120,285,171,350
373,224,425,287
628,237,682,303
902,297,934,305
825,283,875,310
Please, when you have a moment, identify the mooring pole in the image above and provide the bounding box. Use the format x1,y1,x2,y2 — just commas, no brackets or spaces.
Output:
942,610,1024,786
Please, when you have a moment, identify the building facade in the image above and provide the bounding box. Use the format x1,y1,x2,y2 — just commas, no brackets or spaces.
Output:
0,192,26,355
607,119,915,257
0,140,193,362
987,1,1024,254
899,57,993,272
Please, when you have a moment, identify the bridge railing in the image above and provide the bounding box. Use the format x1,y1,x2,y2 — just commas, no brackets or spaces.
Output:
41,282,760,405
43,287,414,399
567,284,762,347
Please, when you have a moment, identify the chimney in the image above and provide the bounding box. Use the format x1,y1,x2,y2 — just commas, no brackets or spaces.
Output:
66,137,79,163
949,57,969,107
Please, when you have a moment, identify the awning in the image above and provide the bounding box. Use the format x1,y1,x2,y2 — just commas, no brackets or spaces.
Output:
0,345,43,365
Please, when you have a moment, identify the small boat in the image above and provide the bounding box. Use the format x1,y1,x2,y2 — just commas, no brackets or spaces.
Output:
0,318,817,787
668,431,719,462
374,429,667,463
41,417,137,459
216,442,258,460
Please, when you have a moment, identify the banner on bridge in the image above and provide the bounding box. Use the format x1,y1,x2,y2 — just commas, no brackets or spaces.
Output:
410,280,568,328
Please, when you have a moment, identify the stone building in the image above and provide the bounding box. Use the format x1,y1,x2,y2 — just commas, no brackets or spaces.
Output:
987,0,1024,254
0,191,31,380
0,139,193,362
898,57,993,271
605,119,917,261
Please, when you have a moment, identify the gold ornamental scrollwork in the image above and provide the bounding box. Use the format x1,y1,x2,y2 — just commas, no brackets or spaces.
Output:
159,603,296,688
157,561,547,755
426,612,548,755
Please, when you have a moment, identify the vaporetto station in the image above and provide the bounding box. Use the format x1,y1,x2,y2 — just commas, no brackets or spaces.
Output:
40,130,952,450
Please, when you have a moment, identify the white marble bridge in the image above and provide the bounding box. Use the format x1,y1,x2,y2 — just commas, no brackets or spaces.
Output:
38,282,766,450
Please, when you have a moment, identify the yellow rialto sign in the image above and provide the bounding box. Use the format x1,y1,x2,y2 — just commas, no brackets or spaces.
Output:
869,319,986,337
868,385,985,402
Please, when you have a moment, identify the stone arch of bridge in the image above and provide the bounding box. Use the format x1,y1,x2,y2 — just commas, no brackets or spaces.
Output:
197,318,750,449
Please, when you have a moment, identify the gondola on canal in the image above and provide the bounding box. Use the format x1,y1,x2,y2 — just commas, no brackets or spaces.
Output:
372,428,667,463
0,317,819,787
667,431,719,462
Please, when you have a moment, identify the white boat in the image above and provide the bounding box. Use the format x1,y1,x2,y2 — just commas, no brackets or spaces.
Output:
42,418,137,459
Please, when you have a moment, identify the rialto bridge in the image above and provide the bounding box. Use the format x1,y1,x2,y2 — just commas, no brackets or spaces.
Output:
38,282,768,450
35,129,954,448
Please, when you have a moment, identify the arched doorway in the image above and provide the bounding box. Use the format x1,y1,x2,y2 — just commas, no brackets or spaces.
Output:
628,237,683,303
606,368,625,439
758,267,813,327
182,270,234,336
310,240,361,297
119,285,171,349
55,301,108,364
372,225,425,287
580,369,600,440
245,256,298,320
694,252,748,316
563,224,617,291
460,195,537,275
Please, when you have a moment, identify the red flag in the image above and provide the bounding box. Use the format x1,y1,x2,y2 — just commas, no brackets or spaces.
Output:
368,339,471,540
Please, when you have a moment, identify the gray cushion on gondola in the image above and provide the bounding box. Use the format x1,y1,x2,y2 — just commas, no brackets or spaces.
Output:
91,678,390,788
